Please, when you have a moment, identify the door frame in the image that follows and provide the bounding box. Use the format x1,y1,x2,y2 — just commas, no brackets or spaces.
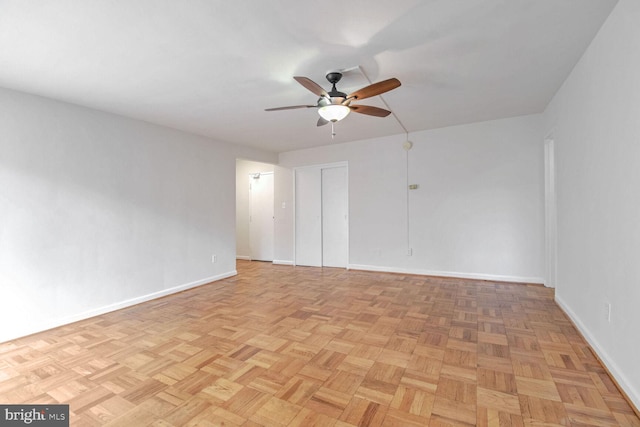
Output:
544,137,557,288
293,161,349,268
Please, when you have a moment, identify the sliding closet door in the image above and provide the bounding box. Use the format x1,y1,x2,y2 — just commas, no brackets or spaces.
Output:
295,163,348,268
295,167,322,266
322,166,348,268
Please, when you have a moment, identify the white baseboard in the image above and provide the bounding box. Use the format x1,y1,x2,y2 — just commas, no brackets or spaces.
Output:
0,270,237,344
347,264,544,284
236,257,293,265
555,295,640,411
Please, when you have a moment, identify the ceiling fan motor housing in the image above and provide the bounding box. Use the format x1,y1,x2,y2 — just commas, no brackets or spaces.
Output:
325,72,343,84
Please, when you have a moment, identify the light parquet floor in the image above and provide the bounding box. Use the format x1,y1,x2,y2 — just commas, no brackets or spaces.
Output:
0,260,638,426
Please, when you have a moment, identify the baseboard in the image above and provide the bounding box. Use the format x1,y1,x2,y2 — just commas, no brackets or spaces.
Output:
555,295,640,413
0,270,237,344
347,264,544,284
236,258,293,265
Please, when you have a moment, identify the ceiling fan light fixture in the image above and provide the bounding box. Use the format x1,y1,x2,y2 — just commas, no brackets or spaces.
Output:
318,104,350,122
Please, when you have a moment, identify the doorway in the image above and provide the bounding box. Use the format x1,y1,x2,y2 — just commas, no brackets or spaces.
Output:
294,163,348,268
249,172,274,262
236,159,276,261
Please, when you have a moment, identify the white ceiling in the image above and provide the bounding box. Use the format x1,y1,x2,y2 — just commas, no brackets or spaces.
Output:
0,0,617,153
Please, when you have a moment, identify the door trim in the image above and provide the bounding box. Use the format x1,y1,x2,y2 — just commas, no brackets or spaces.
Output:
544,138,557,288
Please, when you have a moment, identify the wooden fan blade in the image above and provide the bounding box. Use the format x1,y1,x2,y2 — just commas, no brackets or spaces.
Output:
294,76,328,98
265,105,316,111
317,117,329,127
349,104,392,117
347,78,401,101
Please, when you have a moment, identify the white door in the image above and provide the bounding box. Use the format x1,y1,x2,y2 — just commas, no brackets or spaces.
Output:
249,172,274,261
295,168,322,266
322,167,348,268
295,164,348,268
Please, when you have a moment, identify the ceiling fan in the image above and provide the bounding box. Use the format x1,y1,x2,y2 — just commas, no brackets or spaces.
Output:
265,72,401,127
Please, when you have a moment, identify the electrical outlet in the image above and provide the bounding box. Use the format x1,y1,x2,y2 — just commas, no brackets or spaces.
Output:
211,255,217,264
407,248,413,256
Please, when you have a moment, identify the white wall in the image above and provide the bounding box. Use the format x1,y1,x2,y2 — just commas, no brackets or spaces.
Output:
235,159,275,260
0,86,275,343
407,116,544,281
273,165,294,265
542,0,640,408
279,114,545,283
280,134,408,270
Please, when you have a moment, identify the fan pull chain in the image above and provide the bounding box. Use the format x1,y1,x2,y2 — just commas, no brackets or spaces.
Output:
331,121,336,139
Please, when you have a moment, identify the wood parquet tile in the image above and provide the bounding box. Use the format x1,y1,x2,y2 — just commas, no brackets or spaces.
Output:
0,260,638,426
